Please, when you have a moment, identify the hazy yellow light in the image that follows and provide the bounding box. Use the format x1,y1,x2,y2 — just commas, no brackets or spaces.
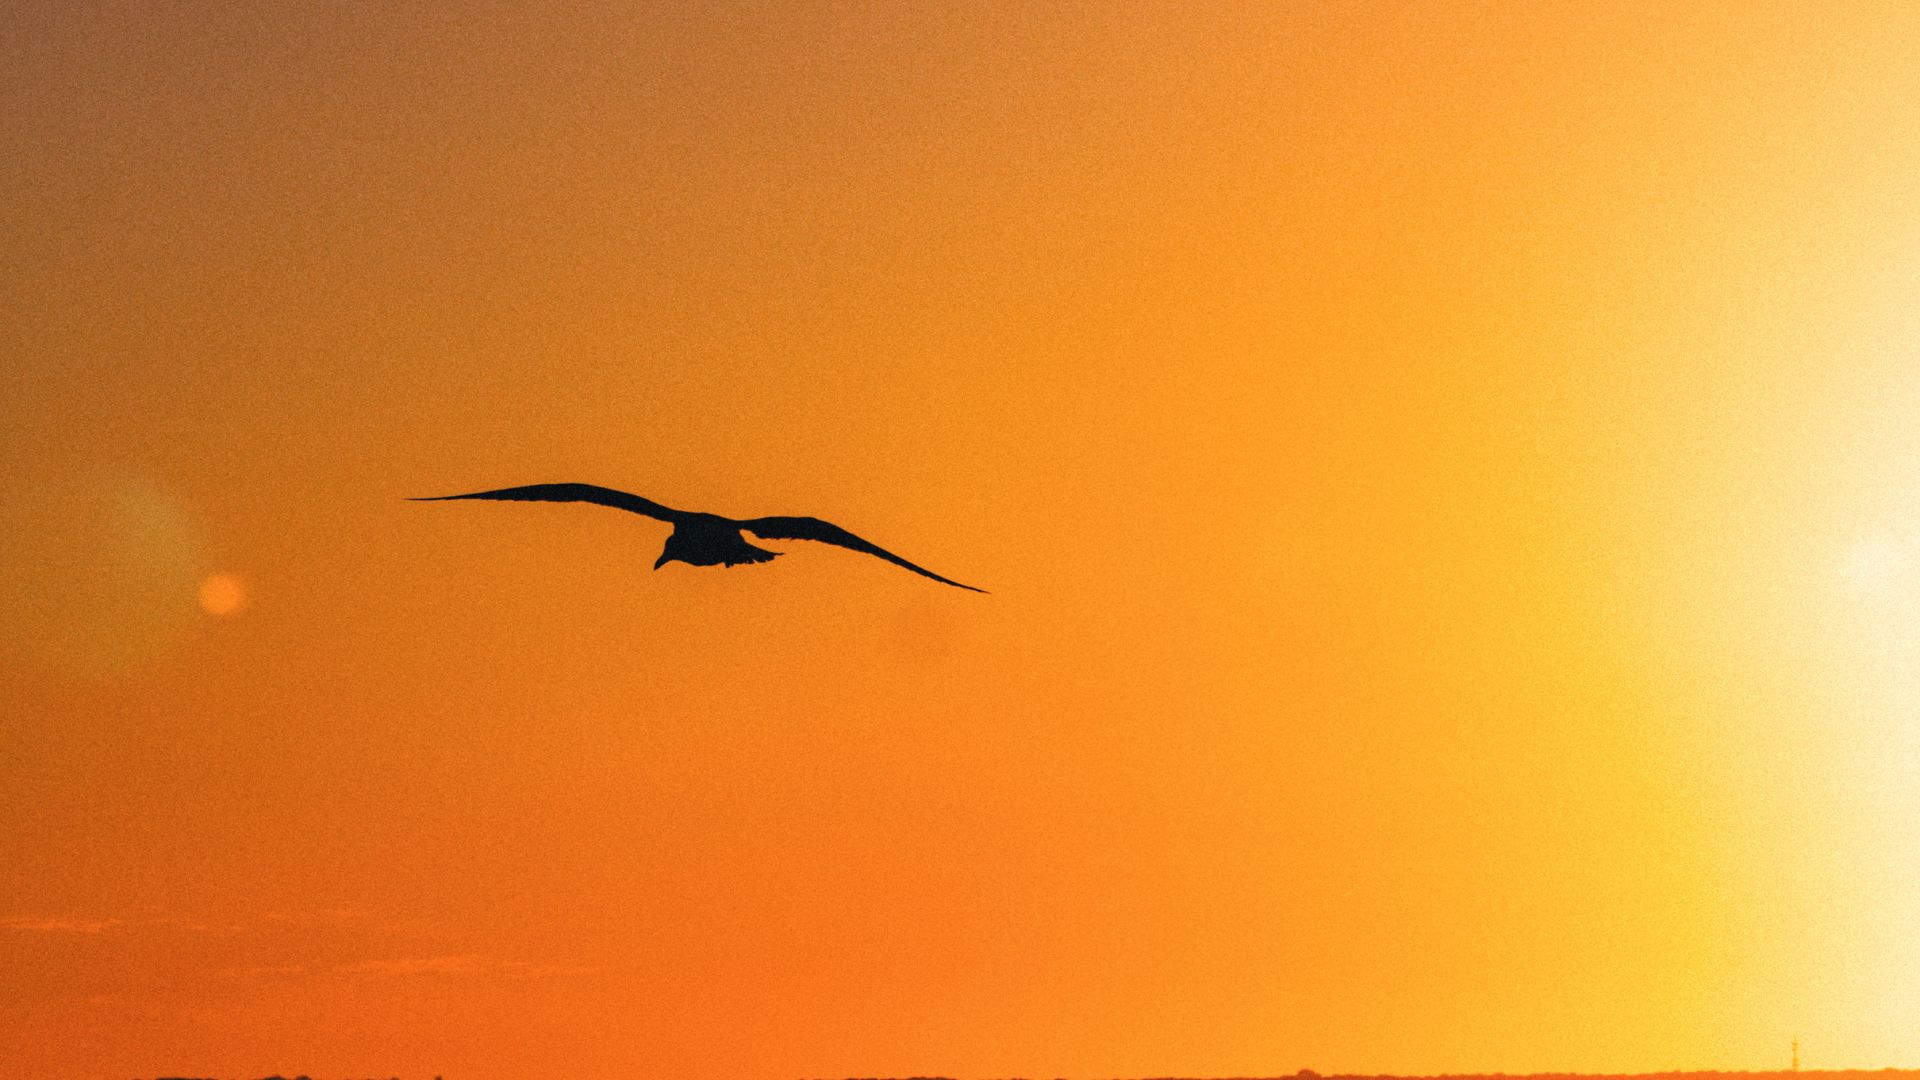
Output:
1841,535,1906,597
197,573,248,616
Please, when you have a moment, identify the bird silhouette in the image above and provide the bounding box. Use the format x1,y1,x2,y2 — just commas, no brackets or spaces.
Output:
412,483,986,593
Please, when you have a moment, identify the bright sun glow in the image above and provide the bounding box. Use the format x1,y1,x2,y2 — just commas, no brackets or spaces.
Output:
1841,535,1906,596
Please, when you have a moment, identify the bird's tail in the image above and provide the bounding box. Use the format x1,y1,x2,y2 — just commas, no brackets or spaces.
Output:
723,547,781,567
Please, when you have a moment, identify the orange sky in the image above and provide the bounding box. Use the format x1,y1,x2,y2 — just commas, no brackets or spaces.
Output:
7,4,1920,1078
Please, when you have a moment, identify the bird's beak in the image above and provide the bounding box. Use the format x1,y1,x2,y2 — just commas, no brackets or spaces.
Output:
653,553,670,570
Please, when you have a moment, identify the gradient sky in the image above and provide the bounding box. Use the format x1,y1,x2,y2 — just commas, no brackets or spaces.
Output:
7,4,1920,1079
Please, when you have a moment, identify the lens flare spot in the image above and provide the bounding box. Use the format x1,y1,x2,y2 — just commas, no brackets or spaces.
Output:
198,573,248,616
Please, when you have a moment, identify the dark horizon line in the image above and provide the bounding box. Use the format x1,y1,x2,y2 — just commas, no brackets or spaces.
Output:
1114,1072,1920,1080
135,1060,1920,1068
798,1071,1920,1080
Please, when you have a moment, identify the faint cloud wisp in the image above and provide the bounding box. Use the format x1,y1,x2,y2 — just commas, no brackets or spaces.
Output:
1,914,123,934
337,954,594,979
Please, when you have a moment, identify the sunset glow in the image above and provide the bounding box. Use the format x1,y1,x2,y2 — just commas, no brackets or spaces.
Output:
7,4,1920,1080
1842,536,1905,596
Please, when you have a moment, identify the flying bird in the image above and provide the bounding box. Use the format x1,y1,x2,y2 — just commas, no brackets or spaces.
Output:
412,483,986,593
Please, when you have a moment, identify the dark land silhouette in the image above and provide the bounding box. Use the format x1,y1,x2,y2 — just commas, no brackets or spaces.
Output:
139,1060,1920,1068
413,482,986,592
813,1073,1920,1080
788,1073,1920,1080
1113,1068,1920,1076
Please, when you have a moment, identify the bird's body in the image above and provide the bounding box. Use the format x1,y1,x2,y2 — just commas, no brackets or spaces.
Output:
658,513,781,568
412,483,984,592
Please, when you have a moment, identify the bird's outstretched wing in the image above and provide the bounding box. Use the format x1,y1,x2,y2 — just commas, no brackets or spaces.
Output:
411,483,686,522
740,515,986,592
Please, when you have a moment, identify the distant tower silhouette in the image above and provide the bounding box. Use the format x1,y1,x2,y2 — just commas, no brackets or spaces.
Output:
1793,1037,1800,1071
